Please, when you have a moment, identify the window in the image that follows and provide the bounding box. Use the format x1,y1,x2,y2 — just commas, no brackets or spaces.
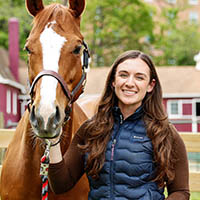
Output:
6,90,11,114
189,0,198,5
13,92,17,115
171,101,179,115
167,100,182,117
167,0,176,4
196,102,200,116
189,12,199,23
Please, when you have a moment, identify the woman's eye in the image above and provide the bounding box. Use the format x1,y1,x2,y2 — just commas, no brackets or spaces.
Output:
136,76,144,80
119,73,128,78
73,45,82,54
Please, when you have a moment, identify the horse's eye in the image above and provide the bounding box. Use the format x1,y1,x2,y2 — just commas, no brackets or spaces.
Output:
72,45,82,55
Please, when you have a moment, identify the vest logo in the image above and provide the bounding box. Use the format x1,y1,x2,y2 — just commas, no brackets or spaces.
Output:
133,135,143,139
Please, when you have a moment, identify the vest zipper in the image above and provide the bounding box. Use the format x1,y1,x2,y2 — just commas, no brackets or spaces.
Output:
110,114,123,199
111,139,116,161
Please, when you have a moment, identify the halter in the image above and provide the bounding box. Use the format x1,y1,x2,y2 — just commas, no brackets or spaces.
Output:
28,41,90,119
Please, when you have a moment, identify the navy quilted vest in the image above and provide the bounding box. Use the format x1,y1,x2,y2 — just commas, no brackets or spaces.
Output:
86,106,165,200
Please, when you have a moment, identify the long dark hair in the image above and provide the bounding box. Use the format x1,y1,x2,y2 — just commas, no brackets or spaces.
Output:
80,50,177,187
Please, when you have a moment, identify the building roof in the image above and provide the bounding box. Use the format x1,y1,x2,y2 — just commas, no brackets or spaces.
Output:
0,48,27,93
84,66,200,98
0,48,16,81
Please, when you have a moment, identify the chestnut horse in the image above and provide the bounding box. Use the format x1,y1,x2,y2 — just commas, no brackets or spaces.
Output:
0,0,90,199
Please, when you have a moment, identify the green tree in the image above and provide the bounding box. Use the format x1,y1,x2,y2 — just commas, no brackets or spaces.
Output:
0,0,62,60
152,3,200,66
81,0,155,66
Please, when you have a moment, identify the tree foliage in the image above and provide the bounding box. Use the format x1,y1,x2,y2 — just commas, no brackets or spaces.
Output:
0,0,62,59
81,0,155,66
152,6,200,66
0,0,200,67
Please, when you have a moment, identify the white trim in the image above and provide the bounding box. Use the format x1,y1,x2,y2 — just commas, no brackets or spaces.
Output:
167,0,176,4
167,100,182,118
163,93,200,98
0,75,26,94
6,90,11,114
12,92,17,115
189,11,199,22
192,99,200,132
182,100,193,117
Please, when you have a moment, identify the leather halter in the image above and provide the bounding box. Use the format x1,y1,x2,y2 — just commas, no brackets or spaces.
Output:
28,41,90,112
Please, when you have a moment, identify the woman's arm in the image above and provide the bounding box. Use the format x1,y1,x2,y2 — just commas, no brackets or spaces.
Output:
48,130,85,194
166,132,190,200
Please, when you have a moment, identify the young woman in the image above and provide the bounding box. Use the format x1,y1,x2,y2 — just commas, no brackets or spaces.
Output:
48,50,190,199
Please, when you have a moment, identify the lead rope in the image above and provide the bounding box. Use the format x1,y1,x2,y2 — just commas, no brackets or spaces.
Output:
40,140,51,200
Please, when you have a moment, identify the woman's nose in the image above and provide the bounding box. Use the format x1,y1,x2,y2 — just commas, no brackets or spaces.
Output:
125,76,135,87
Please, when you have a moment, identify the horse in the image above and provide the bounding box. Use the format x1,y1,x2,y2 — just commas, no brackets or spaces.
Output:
0,0,91,199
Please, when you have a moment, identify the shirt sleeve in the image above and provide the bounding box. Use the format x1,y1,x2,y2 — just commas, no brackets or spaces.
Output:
166,132,190,200
48,127,86,194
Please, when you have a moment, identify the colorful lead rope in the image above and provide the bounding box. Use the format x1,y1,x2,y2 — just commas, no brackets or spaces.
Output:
40,140,51,200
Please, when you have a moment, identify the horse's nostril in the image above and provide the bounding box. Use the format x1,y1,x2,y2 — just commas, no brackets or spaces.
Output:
55,106,60,124
30,105,37,127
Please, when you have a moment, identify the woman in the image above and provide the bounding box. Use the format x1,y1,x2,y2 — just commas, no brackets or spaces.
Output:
48,50,190,199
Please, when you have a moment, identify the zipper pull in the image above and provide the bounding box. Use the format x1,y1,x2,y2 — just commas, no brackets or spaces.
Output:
120,114,123,124
111,139,116,161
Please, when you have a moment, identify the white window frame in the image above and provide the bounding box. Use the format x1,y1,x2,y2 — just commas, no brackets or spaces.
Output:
167,0,176,4
6,90,11,114
189,12,199,23
193,99,200,117
144,0,153,2
12,92,17,115
167,100,182,118
189,0,198,5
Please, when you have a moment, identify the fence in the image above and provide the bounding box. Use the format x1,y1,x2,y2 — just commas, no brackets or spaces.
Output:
0,129,199,192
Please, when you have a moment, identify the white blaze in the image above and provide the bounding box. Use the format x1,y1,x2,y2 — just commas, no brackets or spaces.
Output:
39,21,67,109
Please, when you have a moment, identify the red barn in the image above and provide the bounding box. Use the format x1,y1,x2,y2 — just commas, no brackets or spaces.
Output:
159,66,200,133
0,18,27,128
83,66,200,133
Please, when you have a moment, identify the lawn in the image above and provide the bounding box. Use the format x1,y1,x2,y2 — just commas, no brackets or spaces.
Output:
190,192,200,200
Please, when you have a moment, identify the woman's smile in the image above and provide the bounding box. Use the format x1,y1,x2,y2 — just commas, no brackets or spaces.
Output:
112,58,155,118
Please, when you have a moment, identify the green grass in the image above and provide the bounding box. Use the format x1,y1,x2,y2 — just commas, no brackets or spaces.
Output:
190,192,200,200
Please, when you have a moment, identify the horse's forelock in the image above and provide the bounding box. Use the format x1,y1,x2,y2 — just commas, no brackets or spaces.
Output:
32,3,69,33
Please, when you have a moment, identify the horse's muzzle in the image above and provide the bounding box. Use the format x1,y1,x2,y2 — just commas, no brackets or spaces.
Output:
29,105,61,139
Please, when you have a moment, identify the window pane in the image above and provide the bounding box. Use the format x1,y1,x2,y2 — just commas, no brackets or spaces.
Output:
189,12,198,22
167,0,176,4
189,0,198,5
171,102,178,115
6,90,11,114
13,92,17,115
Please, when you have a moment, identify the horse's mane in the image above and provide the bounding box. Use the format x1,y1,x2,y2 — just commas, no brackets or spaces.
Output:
31,3,68,34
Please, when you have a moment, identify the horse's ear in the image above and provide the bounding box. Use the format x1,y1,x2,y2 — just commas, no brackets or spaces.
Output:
25,0,44,16
69,0,85,17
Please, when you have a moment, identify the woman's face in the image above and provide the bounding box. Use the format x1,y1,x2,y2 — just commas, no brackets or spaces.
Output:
112,58,155,113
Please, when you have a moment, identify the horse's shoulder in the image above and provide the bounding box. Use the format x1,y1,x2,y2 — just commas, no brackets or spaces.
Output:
77,94,100,119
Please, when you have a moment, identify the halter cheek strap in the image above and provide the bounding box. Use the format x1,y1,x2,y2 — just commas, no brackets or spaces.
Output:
28,41,90,119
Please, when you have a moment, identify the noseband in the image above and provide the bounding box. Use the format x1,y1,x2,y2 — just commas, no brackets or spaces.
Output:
28,41,90,121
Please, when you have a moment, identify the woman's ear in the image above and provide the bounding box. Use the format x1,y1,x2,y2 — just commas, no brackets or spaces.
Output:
112,80,116,88
147,79,156,93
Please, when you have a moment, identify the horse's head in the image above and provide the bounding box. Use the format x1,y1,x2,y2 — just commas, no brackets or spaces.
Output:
25,0,89,139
